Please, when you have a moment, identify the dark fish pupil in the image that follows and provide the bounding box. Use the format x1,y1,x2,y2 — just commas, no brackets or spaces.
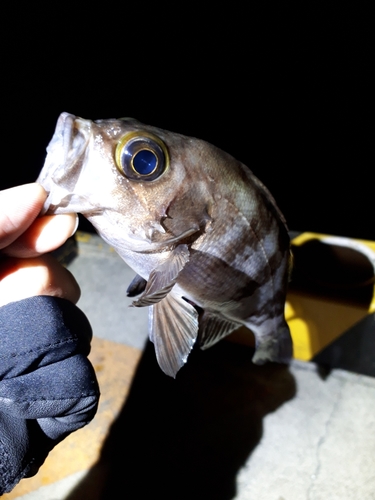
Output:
116,132,168,182
133,149,157,175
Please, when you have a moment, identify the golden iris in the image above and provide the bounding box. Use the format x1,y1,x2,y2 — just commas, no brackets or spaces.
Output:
115,131,169,181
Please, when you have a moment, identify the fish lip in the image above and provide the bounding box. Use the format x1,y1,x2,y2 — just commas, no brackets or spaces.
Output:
44,112,76,165
60,112,76,163
37,112,92,214
45,112,91,171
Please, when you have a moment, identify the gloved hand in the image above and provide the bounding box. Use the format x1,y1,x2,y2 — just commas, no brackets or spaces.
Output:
0,295,99,494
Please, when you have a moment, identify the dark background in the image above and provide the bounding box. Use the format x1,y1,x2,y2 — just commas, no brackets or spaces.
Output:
2,3,373,239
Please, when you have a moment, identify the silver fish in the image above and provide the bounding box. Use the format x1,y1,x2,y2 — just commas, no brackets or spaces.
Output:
37,112,293,377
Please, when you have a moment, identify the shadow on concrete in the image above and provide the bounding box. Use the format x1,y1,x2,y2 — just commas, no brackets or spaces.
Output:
66,341,296,500
313,312,375,378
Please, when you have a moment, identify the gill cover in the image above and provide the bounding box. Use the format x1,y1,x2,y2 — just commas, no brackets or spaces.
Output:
115,131,169,181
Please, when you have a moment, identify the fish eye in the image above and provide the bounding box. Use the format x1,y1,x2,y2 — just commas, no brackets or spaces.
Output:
115,132,169,181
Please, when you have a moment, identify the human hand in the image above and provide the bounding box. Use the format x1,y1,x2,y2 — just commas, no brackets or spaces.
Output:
0,183,80,306
0,184,99,494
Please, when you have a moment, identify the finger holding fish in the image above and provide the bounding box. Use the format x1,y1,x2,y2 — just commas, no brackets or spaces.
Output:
0,183,81,306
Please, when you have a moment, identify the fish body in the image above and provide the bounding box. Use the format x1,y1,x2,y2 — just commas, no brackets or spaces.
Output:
37,112,292,377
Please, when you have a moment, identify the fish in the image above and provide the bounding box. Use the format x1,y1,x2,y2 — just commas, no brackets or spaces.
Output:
37,112,293,377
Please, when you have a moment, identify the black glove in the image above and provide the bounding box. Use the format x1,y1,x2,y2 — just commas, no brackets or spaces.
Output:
0,295,100,494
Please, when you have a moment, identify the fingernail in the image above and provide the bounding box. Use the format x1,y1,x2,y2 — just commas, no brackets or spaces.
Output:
70,214,79,237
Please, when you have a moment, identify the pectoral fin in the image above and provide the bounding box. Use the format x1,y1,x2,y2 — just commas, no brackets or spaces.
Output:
132,244,190,307
198,312,242,350
149,292,199,378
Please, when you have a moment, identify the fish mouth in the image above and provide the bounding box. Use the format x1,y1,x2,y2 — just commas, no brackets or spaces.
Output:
41,112,91,181
57,112,76,164
60,113,91,170
37,112,92,214
44,112,76,168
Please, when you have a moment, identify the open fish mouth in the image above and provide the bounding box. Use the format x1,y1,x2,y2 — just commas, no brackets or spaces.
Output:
57,113,91,171
40,113,91,183
45,112,76,168
58,112,75,164
37,113,93,215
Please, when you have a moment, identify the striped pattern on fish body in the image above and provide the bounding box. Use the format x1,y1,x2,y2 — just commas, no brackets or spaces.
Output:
37,113,293,377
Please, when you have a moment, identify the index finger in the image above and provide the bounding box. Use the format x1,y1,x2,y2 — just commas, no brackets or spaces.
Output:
0,184,47,249
4,212,78,258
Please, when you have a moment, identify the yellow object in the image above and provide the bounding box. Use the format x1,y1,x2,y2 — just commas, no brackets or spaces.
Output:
286,232,375,361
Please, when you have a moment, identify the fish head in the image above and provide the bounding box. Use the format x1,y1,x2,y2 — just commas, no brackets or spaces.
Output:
38,113,214,255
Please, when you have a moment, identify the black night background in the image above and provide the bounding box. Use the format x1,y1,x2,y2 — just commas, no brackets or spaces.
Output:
2,3,373,240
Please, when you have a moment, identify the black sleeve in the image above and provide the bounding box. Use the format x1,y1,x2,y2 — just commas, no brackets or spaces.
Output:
0,295,100,495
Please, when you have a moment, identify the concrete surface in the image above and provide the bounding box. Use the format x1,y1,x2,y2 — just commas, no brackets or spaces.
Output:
2,233,375,500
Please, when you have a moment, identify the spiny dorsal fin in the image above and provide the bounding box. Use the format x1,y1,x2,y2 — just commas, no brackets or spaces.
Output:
132,244,190,307
149,292,199,378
